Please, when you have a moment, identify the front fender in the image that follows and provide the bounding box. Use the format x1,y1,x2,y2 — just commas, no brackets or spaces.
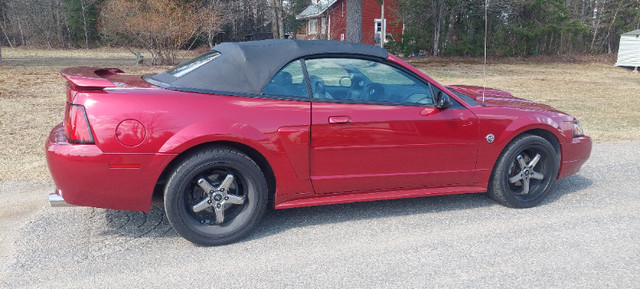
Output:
471,108,572,187
492,114,569,149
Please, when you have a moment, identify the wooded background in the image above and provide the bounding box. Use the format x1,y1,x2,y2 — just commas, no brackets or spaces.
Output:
0,0,638,63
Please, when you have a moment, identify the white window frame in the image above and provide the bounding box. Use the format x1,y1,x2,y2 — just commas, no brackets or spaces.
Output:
321,17,327,34
374,19,386,33
308,19,318,34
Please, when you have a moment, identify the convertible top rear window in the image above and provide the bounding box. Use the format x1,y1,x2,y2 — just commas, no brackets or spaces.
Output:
167,51,221,78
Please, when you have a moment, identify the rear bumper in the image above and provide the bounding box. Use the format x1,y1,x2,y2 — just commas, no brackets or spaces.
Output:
46,123,176,211
49,189,73,207
558,136,592,180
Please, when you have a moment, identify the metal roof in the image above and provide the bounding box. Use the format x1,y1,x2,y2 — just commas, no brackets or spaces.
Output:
296,0,339,20
622,29,640,36
146,39,388,95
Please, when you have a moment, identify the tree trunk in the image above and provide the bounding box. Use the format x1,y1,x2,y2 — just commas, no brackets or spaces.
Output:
278,0,284,39
0,22,13,48
346,0,362,43
81,1,89,48
269,0,284,38
431,0,444,56
17,20,25,46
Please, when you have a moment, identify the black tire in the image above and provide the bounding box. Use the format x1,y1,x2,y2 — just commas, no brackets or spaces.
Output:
164,147,268,246
488,134,559,208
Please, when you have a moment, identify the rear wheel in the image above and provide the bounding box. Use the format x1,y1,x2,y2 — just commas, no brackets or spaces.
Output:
488,134,558,208
164,147,267,246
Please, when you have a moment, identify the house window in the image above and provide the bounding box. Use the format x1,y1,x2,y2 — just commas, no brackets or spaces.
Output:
374,19,386,33
321,17,327,34
374,18,387,43
308,19,318,34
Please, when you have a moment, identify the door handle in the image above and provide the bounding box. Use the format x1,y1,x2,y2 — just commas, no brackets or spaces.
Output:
328,116,351,124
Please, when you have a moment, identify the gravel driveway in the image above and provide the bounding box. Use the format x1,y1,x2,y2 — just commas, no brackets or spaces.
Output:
1,141,638,288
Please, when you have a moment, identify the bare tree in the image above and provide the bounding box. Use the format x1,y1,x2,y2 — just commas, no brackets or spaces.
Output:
101,0,221,64
4,0,67,47
79,0,99,48
200,1,224,47
270,0,285,38
431,0,445,56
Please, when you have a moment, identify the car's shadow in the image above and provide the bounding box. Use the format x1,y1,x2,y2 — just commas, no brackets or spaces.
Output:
102,174,592,241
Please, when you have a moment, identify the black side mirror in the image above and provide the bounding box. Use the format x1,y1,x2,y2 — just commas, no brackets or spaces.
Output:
434,91,452,109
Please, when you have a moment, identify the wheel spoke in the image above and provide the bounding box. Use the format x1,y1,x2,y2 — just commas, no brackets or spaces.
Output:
516,155,527,170
226,194,245,205
197,178,216,193
214,204,225,224
192,174,240,225
509,173,523,184
192,198,210,213
529,154,541,168
521,177,530,195
531,171,544,180
217,174,235,193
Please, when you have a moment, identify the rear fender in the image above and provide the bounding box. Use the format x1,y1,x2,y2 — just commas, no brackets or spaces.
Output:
157,119,314,199
158,119,271,155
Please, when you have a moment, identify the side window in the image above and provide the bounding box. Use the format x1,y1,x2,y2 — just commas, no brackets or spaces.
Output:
304,59,350,100
305,58,433,105
262,60,308,98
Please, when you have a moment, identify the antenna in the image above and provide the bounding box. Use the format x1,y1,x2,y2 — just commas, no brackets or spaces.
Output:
482,0,488,106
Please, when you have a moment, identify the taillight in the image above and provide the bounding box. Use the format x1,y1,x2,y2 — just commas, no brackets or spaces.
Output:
64,103,94,144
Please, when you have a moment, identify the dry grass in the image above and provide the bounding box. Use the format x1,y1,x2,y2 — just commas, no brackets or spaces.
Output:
1,48,639,181
408,57,640,142
1,48,170,181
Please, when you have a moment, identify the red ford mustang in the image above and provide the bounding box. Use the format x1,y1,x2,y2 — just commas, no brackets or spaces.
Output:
46,40,591,245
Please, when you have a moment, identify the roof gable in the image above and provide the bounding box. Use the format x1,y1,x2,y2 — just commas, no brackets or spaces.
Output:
296,0,339,20
622,29,640,36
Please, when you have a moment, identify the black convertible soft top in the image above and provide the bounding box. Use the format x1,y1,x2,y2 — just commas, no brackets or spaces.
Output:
146,39,389,95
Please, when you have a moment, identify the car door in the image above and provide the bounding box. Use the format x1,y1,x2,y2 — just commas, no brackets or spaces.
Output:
261,60,315,194
306,57,479,194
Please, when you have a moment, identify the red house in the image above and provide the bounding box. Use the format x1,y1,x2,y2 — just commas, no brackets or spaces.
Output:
296,0,402,46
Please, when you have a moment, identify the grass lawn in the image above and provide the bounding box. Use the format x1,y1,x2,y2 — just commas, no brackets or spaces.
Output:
1,48,638,181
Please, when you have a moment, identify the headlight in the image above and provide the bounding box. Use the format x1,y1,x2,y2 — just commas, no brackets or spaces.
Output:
572,120,584,137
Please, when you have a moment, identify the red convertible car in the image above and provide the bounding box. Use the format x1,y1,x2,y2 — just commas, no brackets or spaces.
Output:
46,39,591,245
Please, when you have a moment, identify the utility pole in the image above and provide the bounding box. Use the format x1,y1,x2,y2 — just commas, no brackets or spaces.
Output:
380,0,385,48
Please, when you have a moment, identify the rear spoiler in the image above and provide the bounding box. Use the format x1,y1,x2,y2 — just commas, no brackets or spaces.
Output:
60,67,124,89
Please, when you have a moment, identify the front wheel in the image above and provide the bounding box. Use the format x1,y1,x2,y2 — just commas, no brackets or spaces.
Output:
164,147,268,246
488,134,559,208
